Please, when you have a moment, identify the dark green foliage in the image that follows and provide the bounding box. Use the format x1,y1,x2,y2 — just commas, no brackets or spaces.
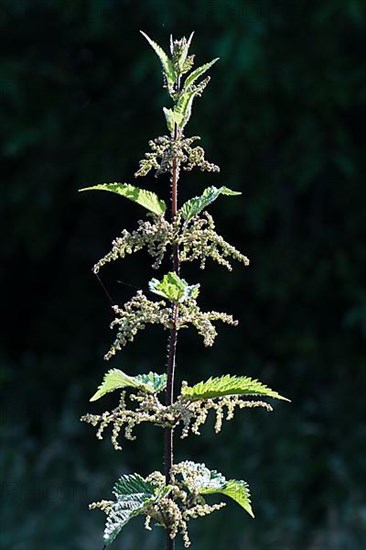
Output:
1,1,365,549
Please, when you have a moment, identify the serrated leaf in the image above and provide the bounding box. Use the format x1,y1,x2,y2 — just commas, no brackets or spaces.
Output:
181,186,241,222
112,473,156,499
202,479,254,518
90,369,166,401
79,183,166,216
140,31,176,85
149,272,200,303
184,57,219,90
104,474,167,546
181,374,290,402
135,372,167,394
178,461,254,518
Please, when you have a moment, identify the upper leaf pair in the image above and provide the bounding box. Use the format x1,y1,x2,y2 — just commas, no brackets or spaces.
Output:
80,182,241,221
90,368,289,404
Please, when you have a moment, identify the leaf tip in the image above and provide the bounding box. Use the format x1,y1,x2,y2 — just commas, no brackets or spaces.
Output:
276,394,291,402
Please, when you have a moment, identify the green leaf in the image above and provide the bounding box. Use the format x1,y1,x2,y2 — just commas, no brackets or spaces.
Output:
181,374,290,402
112,473,156,499
176,32,194,73
174,87,200,130
178,461,254,518
104,474,169,546
90,369,167,401
135,371,167,394
149,272,200,303
184,57,219,90
203,479,254,518
79,183,166,216
140,31,176,85
163,107,183,134
181,186,241,222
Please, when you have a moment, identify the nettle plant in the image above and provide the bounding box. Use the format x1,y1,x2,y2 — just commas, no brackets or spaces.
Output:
80,32,289,549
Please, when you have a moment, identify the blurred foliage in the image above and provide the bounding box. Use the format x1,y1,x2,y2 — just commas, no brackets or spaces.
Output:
1,0,365,548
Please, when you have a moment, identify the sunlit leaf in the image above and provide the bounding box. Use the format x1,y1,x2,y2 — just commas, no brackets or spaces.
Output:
181,186,241,222
149,272,200,303
184,57,219,90
181,374,290,401
178,461,254,518
79,183,166,216
140,31,176,85
135,371,167,394
202,479,254,518
90,369,167,401
163,107,183,134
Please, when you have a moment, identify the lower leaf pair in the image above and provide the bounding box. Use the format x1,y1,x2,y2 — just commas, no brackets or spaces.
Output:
90,461,253,548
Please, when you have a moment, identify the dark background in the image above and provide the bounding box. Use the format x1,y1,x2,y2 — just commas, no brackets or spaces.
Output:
1,1,365,549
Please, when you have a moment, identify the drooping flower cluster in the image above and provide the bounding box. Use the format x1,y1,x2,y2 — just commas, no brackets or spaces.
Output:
81,382,273,451
93,211,249,276
178,392,273,438
144,488,225,548
93,214,173,273
104,292,171,360
105,291,237,360
178,298,237,346
81,390,175,450
180,211,250,271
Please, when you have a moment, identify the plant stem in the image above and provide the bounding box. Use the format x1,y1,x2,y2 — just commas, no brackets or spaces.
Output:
165,87,181,549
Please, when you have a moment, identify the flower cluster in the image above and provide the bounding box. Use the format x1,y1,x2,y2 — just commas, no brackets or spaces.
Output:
81,390,178,450
104,292,171,360
81,383,273,451
178,298,237,346
180,212,250,271
88,460,228,548
144,466,225,548
135,134,219,178
93,211,249,275
93,214,173,273
178,392,273,438
105,292,237,360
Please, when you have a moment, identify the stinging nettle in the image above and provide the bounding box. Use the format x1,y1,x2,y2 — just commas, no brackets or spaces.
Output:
79,31,290,549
